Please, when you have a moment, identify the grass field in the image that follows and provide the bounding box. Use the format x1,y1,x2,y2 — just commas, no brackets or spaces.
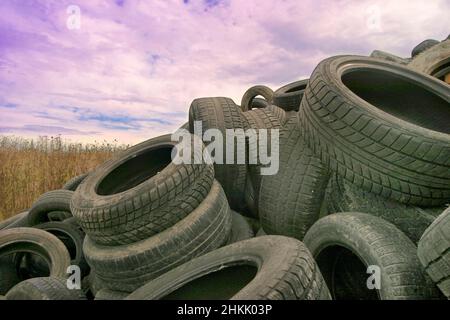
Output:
0,136,127,221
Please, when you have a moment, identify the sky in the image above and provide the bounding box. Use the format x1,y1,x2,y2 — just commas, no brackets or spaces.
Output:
0,0,448,145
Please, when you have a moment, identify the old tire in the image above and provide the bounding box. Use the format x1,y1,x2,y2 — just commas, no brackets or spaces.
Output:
272,79,308,111
240,85,274,112
84,180,232,292
226,211,254,245
408,40,450,82
71,134,214,246
259,115,329,240
0,211,29,230
304,212,442,300
370,50,410,65
325,173,442,245
32,221,89,276
299,55,450,206
62,173,89,191
242,107,283,216
418,207,450,298
188,97,247,210
411,39,440,58
0,228,71,291
27,190,73,226
251,97,270,109
6,277,85,300
126,236,331,300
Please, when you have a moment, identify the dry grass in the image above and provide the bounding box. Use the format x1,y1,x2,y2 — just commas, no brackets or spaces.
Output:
0,135,128,221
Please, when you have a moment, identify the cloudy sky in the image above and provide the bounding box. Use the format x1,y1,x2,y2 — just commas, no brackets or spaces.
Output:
0,0,448,144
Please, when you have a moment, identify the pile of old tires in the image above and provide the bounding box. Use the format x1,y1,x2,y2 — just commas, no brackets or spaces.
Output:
1,38,449,300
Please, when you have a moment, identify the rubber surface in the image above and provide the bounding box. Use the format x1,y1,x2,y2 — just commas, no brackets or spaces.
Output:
126,236,331,300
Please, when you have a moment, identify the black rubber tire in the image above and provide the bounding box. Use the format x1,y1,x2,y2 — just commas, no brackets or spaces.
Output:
94,288,129,300
272,79,308,111
126,236,331,300
250,97,270,109
0,228,71,290
242,107,283,216
411,39,440,58
259,115,330,240
83,180,232,292
408,40,450,82
47,211,72,221
188,97,247,210
6,277,86,300
244,173,258,218
0,211,29,230
240,85,274,112
304,212,443,300
71,134,214,246
33,221,89,276
418,206,450,298
266,104,288,125
0,256,20,294
62,173,89,191
370,50,410,65
226,211,254,245
299,55,450,206
325,173,442,245
27,190,73,226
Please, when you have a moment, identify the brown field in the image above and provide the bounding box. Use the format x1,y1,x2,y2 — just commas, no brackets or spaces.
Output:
0,136,127,221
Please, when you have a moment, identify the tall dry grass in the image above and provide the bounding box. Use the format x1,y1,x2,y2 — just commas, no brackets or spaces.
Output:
0,136,127,221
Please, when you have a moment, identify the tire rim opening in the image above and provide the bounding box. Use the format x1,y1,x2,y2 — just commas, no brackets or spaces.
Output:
316,246,379,300
286,84,306,93
341,68,450,134
431,58,450,82
97,145,174,195
161,264,258,300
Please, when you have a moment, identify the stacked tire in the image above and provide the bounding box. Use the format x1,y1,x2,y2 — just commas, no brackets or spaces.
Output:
1,38,449,300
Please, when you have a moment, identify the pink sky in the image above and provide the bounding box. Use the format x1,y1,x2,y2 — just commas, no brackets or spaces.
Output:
0,0,448,144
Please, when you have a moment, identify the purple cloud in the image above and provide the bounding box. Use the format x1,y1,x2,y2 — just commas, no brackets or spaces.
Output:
0,0,448,144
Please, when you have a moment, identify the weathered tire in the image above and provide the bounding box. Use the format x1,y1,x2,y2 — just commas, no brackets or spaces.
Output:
304,212,442,300
251,97,270,109
272,79,308,111
418,206,450,298
259,115,329,240
71,134,214,246
126,236,331,300
188,97,247,210
370,50,410,65
27,190,73,226
226,211,254,245
244,173,258,218
0,256,20,294
6,277,86,300
240,85,274,112
0,228,71,291
411,39,440,58
299,55,450,206
325,173,442,245
84,180,232,292
409,40,450,82
32,221,89,276
0,211,29,230
95,288,129,300
62,173,89,191
242,107,283,216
